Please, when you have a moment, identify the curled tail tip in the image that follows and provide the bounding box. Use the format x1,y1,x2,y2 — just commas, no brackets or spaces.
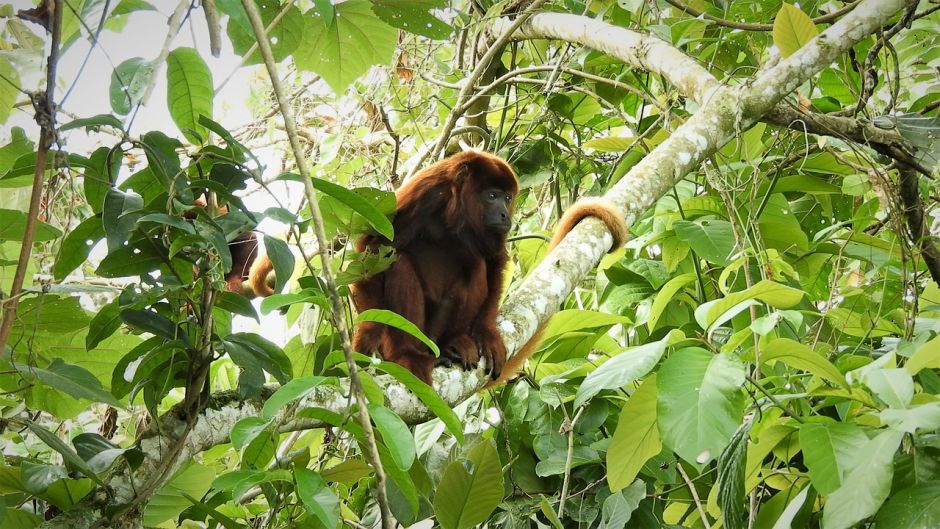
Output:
247,254,276,298
549,198,627,253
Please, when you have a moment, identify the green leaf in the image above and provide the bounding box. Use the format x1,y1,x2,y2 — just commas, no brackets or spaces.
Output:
121,309,185,342
143,463,215,526
695,280,805,331
862,368,913,408
312,177,394,240
879,402,940,433
874,482,940,528
215,291,259,321
717,422,750,529
673,219,735,265
433,440,504,529
59,114,123,133
0,208,62,241
0,56,20,124
583,136,635,152
86,297,123,350
53,215,104,280
95,244,165,278
657,348,745,466
230,417,270,450
371,0,452,40
761,338,846,388
18,358,121,407
368,403,416,471
648,273,696,331
905,334,940,374
607,375,661,492
773,3,819,58
263,235,294,294
822,430,902,529
376,360,464,443
166,47,213,143
295,1,398,94
799,422,868,494
261,376,326,419
109,57,154,115
295,468,341,528
600,479,645,528
356,309,439,357
227,2,303,65
21,420,105,486
259,290,328,315
575,330,680,408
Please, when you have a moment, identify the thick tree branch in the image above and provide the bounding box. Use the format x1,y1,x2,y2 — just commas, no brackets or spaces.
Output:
493,11,919,169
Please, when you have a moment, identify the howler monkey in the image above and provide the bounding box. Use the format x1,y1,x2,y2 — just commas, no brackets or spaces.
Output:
245,152,627,386
350,151,519,383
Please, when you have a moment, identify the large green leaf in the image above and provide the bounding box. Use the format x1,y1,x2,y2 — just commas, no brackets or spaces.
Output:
433,440,504,529
773,3,818,58
874,482,940,528
695,280,805,331
294,1,397,94
226,2,303,65
607,375,661,492
0,209,62,242
673,219,735,265
761,338,846,388
822,430,902,529
16,358,121,407
575,330,680,407
799,422,869,495
371,0,452,40
657,348,745,466
166,47,213,143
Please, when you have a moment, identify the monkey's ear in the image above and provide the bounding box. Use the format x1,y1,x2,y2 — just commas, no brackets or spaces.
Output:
454,163,470,186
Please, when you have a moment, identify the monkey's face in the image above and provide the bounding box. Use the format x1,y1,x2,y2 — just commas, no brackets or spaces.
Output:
479,187,514,235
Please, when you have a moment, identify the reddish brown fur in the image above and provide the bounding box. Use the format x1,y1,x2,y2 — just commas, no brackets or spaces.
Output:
350,151,519,383
486,198,627,386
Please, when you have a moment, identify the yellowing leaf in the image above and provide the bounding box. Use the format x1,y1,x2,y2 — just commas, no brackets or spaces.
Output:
773,3,819,57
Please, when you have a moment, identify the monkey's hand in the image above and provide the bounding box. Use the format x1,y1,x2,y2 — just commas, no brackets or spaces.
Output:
436,334,479,371
475,326,506,380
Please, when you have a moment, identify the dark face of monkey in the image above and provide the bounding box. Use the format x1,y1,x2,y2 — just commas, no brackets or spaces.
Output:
479,187,513,235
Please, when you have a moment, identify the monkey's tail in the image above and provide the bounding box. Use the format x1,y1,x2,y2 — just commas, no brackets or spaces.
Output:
486,198,628,387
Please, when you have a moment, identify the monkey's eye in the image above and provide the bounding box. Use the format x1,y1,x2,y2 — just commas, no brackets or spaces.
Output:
488,192,497,200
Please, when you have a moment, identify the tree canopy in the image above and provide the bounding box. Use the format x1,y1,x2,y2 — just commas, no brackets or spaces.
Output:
1,1,939,528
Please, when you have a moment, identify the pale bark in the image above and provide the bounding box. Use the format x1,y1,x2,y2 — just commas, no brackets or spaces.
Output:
41,0,911,526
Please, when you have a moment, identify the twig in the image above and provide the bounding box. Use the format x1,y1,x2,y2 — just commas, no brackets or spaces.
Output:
661,0,862,31
557,405,585,519
424,0,547,167
239,3,396,529
0,0,62,353
677,461,712,529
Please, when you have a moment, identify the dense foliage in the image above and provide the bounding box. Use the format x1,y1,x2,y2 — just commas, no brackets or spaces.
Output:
1,1,939,528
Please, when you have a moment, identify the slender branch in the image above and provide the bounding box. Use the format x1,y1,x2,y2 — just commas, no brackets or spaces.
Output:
0,0,63,353
557,405,585,519
424,0,547,166
677,461,712,529
239,2,395,528
661,0,863,31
